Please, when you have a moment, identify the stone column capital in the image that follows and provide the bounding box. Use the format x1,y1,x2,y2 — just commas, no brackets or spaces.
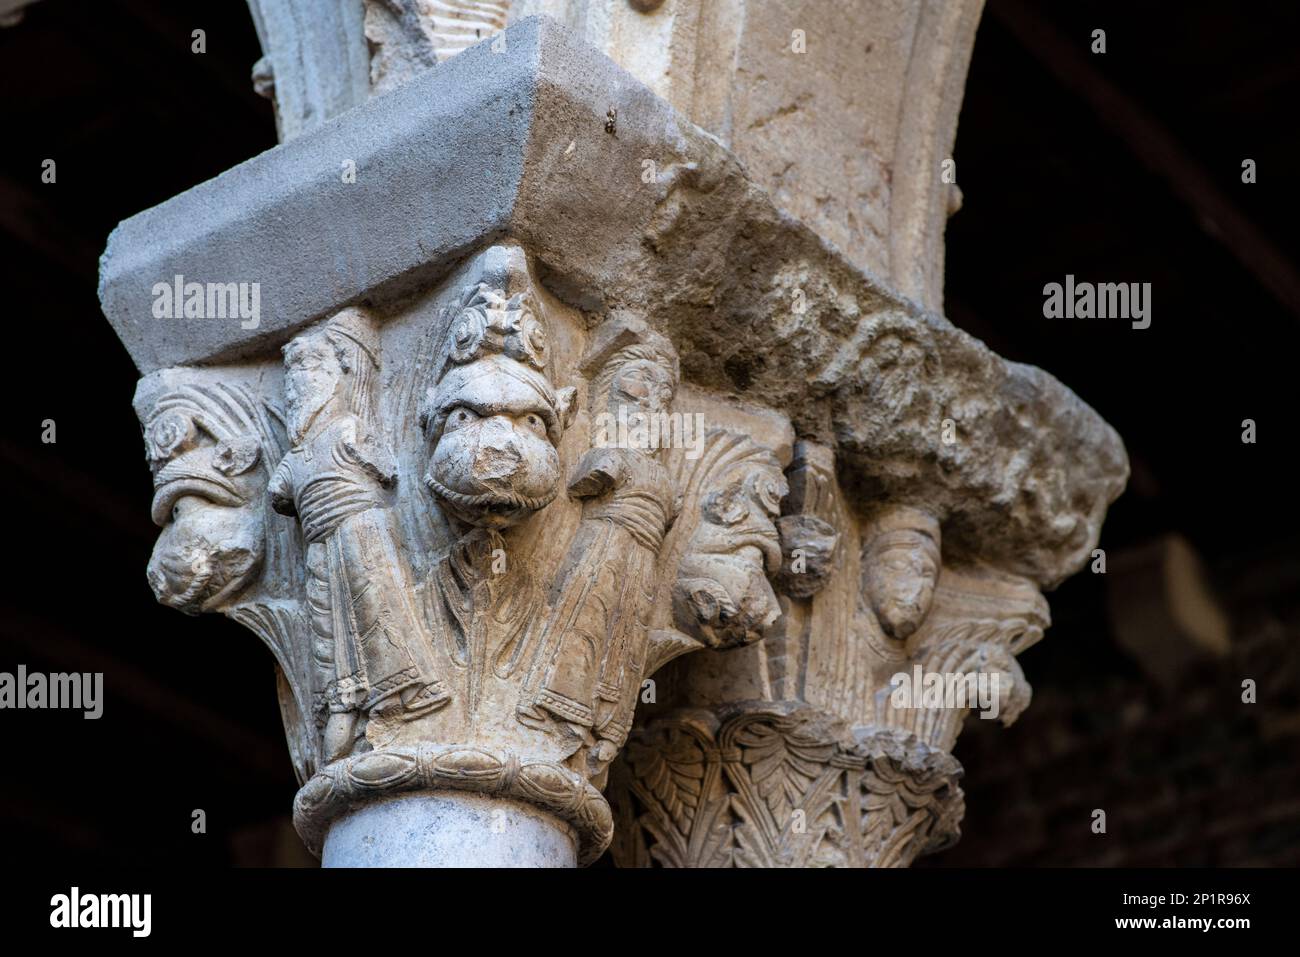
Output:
100,12,1126,866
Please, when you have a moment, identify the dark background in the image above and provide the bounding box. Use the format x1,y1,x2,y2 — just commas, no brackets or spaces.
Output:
0,0,1296,866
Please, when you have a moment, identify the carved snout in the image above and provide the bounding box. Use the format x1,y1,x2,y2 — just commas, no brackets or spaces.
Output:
673,551,783,649
471,416,526,484
146,495,265,614
425,411,563,529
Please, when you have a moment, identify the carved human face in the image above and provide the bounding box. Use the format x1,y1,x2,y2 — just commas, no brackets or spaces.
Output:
865,530,940,639
424,358,566,529
145,439,267,614
609,359,672,414
283,334,343,443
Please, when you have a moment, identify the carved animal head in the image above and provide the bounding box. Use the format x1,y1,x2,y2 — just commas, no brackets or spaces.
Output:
863,506,942,639
420,280,575,529
674,440,788,648
143,383,286,614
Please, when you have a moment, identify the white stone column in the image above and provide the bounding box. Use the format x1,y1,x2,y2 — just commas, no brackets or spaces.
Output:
323,793,577,868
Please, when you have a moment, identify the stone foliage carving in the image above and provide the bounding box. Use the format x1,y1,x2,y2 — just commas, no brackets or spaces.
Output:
137,372,317,785
133,243,1076,869
105,12,1131,868
608,706,963,869
135,242,798,863
134,285,1060,868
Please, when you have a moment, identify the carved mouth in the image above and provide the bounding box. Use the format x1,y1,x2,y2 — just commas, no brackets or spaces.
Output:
149,549,257,614
423,473,557,514
149,560,212,614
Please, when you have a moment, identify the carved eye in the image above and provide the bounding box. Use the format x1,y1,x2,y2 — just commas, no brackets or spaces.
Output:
518,315,547,365
146,411,197,463
616,375,650,404
520,412,548,437
443,406,480,433
167,495,203,524
881,552,916,573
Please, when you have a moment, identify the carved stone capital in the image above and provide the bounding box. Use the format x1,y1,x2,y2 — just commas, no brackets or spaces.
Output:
610,439,1057,866
126,239,796,864
100,14,1127,866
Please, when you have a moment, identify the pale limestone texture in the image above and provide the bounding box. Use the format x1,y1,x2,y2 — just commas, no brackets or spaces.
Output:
98,7,1127,868
323,792,577,867
513,0,982,309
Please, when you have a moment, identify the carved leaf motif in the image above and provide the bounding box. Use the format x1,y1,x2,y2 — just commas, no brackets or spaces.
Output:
230,601,318,785
613,718,736,869
681,792,733,869
615,708,969,868
732,797,780,869
857,756,962,867
625,731,704,836
613,722,738,868
640,789,732,869
734,718,835,829
606,761,655,868
810,790,855,868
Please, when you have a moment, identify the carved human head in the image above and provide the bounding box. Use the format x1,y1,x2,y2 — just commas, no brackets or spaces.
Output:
143,382,286,614
590,331,679,419
282,307,381,444
420,277,575,530
674,435,789,648
863,505,942,639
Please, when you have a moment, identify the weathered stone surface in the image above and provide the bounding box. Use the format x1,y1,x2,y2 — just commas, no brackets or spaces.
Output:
610,446,1050,867
247,0,371,142
101,14,1123,589
513,0,984,309
608,705,965,868
322,791,577,867
99,7,1128,868
367,0,514,95
128,239,795,865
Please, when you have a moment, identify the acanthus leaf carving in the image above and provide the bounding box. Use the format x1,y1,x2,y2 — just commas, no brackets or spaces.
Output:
608,440,1051,868
608,705,964,869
